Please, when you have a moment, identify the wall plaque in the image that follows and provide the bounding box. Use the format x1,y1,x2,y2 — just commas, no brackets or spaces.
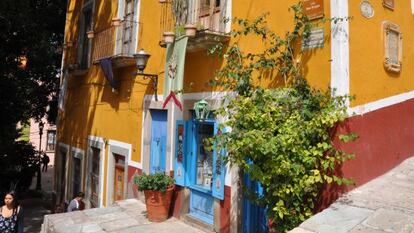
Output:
303,0,324,20
360,1,374,19
302,28,324,50
383,0,394,10
383,21,402,73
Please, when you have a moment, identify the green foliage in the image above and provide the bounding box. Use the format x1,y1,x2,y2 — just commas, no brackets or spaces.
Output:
0,0,66,192
135,173,175,193
208,3,356,232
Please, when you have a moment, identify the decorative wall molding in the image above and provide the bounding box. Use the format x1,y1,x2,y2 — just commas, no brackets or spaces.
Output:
349,90,414,116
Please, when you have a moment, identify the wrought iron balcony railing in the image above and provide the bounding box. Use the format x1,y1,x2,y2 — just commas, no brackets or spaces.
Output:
92,20,140,67
159,0,230,50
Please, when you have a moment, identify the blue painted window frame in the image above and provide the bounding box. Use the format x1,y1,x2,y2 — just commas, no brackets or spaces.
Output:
188,120,217,194
174,119,225,200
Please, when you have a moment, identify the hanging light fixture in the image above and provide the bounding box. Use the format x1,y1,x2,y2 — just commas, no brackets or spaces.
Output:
133,49,158,101
194,99,210,121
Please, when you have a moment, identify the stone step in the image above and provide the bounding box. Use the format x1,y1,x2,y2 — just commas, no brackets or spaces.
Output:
181,214,215,233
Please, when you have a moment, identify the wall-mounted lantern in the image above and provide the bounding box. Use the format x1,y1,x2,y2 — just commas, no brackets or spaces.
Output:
133,49,158,101
194,99,210,121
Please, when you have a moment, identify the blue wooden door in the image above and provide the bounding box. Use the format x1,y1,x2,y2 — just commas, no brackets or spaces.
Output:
150,110,168,174
243,173,268,233
188,121,216,225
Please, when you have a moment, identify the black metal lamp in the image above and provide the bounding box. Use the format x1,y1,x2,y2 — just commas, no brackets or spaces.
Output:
36,121,44,190
133,49,158,101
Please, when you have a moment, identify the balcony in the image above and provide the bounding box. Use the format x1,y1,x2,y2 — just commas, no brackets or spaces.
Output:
159,0,230,51
92,20,139,68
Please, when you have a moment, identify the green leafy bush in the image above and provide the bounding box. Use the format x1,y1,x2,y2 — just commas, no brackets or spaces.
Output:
135,173,174,193
208,3,356,232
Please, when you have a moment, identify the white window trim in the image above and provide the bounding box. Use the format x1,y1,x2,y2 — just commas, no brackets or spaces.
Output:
106,139,132,205
412,0,414,15
87,136,105,208
115,0,141,56
224,0,232,33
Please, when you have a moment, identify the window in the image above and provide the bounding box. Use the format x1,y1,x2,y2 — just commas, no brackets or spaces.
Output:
90,147,100,208
115,0,139,56
78,2,94,68
200,0,220,15
46,130,56,151
72,156,82,198
383,21,402,73
122,0,135,54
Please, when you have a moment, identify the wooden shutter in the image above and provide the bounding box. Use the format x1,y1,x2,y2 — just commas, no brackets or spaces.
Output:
174,120,187,186
212,123,225,200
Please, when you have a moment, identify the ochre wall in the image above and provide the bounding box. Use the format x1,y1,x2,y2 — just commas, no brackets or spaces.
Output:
60,0,333,171
185,0,332,93
59,0,333,208
60,0,165,205
59,0,166,165
349,1,414,106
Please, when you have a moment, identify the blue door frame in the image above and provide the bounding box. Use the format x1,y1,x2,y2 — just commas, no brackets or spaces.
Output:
188,120,216,225
150,110,168,174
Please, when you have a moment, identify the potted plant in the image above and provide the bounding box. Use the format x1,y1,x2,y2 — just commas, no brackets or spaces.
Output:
163,31,175,44
184,24,197,37
86,30,94,39
136,173,175,222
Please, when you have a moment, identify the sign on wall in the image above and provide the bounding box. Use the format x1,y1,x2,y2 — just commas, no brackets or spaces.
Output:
302,0,324,20
383,0,394,10
302,28,325,50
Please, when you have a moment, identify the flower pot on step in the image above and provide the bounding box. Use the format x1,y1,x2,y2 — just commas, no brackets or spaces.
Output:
144,186,174,222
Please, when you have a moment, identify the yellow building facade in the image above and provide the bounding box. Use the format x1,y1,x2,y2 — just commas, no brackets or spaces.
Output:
56,0,414,232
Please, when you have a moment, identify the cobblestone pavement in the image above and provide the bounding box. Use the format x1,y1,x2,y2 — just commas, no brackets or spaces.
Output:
290,156,414,233
23,166,54,232
21,197,51,233
42,199,204,233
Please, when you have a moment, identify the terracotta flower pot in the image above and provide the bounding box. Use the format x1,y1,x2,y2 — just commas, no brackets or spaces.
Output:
112,18,121,27
144,186,174,222
184,24,197,37
163,32,175,44
87,30,94,39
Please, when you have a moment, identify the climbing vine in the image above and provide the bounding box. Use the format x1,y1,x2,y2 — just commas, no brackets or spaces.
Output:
208,3,356,232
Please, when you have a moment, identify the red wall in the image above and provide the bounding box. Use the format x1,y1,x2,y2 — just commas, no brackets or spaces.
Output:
318,99,414,209
337,99,414,187
220,186,231,233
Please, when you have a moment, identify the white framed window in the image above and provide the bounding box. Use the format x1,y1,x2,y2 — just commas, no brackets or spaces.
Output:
77,0,95,69
383,21,402,73
57,143,69,204
46,130,56,151
106,140,131,205
70,147,85,201
115,0,140,56
86,136,105,208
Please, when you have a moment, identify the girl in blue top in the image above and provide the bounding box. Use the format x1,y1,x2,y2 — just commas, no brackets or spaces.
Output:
0,191,24,233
